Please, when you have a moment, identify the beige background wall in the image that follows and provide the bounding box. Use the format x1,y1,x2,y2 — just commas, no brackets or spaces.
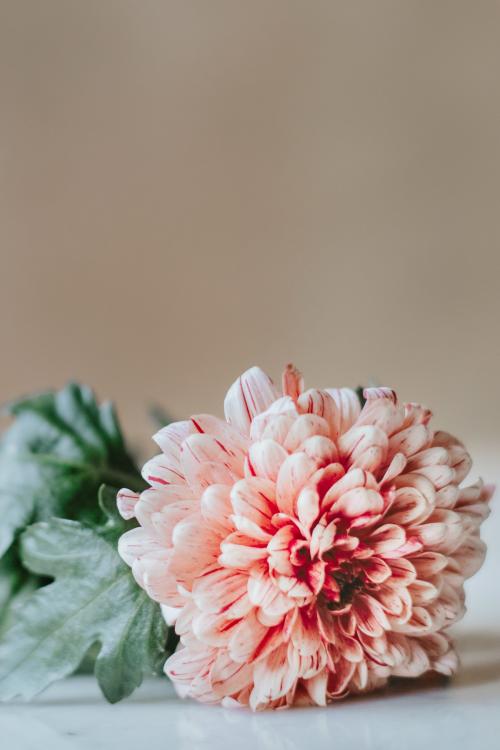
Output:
0,1,499,452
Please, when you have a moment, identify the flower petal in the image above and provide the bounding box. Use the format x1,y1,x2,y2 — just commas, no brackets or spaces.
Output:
224,367,279,434
247,439,288,480
116,489,139,520
276,452,318,515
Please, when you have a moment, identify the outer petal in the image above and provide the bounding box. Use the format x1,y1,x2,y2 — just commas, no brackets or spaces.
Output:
224,367,279,434
325,387,361,437
250,644,297,709
116,489,139,520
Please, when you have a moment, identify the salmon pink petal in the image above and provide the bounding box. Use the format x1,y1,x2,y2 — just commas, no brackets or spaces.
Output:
338,425,388,472
365,524,406,554
192,611,240,646
357,396,404,435
363,387,398,404
277,575,313,599
116,489,139,520
406,446,448,470
380,452,407,485
118,527,161,566
326,657,356,696
248,571,294,616
297,389,338,432
250,413,295,444
388,424,432,458
189,414,248,451
291,610,322,656
219,533,268,569
267,524,297,575
250,644,296,709
410,551,448,577
301,435,338,466
330,487,384,521
281,363,304,401
210,651,254,697
200,484,233,531
151,500,196,544
284,414,330,452
132,553,179,604
231,514,272,542
322,467,375,508
313,462,347,504
165,646,216,688
276,452,317,515
141,454,185,487
354,594,390,637
361,556,392,583
413,463,455,489
230,477,275,528
247,439,288,480
181,433,244,484
325,387,361,438
192,567,251,617
224,367,279,434
304,669,328,706
153,419,195,461
296,487,320,532
229,611,281,663
170,516,221,586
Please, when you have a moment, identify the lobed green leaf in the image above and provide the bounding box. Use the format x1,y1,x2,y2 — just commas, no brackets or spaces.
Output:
0,519,168,703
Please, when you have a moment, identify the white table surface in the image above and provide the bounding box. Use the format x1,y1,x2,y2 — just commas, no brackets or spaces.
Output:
3,446,500,750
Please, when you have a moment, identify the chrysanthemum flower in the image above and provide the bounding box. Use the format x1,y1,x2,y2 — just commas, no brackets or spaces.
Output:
117,365,492,710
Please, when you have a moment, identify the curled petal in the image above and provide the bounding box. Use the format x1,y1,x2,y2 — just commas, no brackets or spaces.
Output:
250,413,295,444
365,524,406,555
153,419,195,463
118,527,161,567
388,424,432,458
353,594,390,637
322,467,375,509
201,484,233,531
247,439,288,480
357,397,404,436
219,532,268,569
193,567,251,617
276,452,318,515
338,425,388,472
230,477,275,529
229,610,282,664
284,414,330,452
116,489,139,520
296,486,320,532
325,387,362,438
250,644,297,710
224,367,279,434
210,651,254,697
330,487,384,522
363,387,397,404
304,669,328,706
301,435,338,466
282,363,304,401
142,454,185,487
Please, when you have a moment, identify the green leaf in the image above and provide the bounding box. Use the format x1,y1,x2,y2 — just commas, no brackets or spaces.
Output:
0,518,169,703
0,383,144,556
0,547,40,635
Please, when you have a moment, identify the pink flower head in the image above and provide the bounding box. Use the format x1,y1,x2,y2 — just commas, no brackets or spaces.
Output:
117,366,493,710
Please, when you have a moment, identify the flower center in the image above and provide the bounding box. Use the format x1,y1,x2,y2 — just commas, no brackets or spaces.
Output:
325,568,365,610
